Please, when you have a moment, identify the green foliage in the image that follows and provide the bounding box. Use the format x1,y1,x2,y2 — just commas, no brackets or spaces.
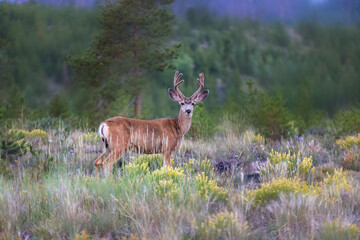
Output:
254,93,292,140
332,107,360,137
265,22,290,48
2,85,24,121
0,128,34,162
48,94,69,118
320,219,360,240
189,103,215,140
106,90,134,119
227,80,293,140
0,2,98,109
69,0,179,122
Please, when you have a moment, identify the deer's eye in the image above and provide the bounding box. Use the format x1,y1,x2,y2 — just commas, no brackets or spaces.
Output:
181,103,184,105
192,103,195,106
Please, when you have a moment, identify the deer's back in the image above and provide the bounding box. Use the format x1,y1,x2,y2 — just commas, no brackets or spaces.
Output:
103,116,181,153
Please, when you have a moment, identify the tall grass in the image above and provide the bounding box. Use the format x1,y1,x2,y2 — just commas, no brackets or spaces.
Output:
1,124,359,239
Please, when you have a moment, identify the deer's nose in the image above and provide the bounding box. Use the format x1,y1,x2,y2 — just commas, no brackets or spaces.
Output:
185,109,191,114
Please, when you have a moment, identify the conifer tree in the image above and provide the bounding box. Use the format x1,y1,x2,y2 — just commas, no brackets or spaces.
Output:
70,0,179,123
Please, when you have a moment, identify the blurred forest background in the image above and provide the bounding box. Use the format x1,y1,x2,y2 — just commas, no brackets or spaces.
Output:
1,0,360,139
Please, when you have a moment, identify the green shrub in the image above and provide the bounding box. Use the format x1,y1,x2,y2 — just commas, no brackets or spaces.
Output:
228,80,294,141
332,107,360,136
48,94,69,118
254,93,293,140
320,219,360,240
190,103,215,140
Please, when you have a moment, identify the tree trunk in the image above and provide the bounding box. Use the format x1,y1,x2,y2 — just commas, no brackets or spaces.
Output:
135,93,142,117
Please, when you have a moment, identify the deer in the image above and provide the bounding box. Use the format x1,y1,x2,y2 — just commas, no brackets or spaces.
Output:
94,71,209,173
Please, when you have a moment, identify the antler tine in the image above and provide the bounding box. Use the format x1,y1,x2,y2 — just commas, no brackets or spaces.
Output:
174,71,185,99
191,73,205,99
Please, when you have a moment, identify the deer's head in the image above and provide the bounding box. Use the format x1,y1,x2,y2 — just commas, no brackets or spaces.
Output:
168,71,209,118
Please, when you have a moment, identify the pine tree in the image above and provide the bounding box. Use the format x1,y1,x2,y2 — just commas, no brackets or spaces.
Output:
70,0,179,124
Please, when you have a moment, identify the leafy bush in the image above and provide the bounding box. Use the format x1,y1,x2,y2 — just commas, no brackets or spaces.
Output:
48,94,69,118
189,103,215,140
228,80,294,141
332,107,360,136
1,129,35,162
192,211,250,240
247,177,312,206
254,94,293,140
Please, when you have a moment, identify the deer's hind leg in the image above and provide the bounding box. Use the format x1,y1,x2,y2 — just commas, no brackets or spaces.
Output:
102,148,124,173
94,138,111,174
102,135,128,174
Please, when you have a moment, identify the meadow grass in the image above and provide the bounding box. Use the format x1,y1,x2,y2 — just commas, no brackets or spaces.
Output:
1,126,360,239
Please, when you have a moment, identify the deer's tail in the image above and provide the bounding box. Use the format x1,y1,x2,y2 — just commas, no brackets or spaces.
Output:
99,122,109,148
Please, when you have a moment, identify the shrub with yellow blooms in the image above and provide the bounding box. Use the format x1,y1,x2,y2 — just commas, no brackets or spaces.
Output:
82,132,100,144
182,158,213,177
247,177,312,206
297,157,315,180
192,211,250,240
9,129,49,142
252,133,265,145
315,168,352,203
194,173,229,202
124,162,149,178
151,167,185,200
132,154,163,172
336,133,360,170
74,230,90,240
268,150,299,174
263,150,314,181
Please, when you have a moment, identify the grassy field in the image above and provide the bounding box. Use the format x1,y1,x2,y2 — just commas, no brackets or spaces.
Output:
1,123,360,239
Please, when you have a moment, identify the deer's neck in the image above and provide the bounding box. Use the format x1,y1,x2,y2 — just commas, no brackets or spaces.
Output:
176,112,192,137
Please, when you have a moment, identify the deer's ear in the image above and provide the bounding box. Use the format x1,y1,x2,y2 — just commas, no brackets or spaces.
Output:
168,88,182,102
193,90,209,103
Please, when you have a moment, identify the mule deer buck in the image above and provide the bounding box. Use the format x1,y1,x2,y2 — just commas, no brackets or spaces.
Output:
94,71,209,173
